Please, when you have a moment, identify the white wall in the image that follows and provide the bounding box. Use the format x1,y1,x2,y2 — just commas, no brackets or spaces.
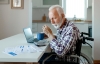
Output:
93,0,100,60
0,0,32,40
32,8,49,20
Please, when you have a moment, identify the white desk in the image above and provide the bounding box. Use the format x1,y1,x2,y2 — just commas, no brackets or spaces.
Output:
0,33,49,64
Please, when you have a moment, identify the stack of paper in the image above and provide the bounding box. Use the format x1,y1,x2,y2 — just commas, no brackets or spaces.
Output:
3,45,43,56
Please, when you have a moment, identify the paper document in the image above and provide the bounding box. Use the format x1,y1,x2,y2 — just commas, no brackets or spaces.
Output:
3,44,43,56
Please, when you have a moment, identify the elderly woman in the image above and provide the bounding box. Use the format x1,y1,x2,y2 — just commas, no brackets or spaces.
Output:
39,5,80,64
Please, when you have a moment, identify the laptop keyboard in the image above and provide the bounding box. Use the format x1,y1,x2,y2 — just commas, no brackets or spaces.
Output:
28,38,34,43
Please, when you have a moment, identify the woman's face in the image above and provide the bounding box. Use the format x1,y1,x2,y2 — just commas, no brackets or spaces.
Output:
49,9,63,29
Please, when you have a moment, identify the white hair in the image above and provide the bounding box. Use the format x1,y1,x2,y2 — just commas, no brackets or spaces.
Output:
49,5,64,16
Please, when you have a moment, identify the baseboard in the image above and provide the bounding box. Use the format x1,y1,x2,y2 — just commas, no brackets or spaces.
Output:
94,60,100,64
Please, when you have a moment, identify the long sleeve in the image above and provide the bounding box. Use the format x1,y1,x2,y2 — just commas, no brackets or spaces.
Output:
50,26,78,56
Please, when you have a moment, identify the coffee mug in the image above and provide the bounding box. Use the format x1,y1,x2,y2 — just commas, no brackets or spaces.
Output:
37,32,44,40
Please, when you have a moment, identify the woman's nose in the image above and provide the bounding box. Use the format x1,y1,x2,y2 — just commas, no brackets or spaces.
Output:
51,19,55,24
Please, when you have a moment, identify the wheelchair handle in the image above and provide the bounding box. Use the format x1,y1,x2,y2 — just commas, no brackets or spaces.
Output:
84,37,94,41
81,32,90,36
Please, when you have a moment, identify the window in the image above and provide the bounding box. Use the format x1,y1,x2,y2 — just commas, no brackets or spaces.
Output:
62,0,86,20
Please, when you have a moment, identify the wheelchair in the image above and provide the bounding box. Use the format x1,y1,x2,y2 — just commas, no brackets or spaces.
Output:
41,32,94,64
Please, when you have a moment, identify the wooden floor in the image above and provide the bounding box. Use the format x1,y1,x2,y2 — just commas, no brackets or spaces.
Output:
94,60,100,64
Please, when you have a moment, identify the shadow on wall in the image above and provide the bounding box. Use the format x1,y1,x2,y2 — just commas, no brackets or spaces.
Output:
0,62,25,64
0,62,39,64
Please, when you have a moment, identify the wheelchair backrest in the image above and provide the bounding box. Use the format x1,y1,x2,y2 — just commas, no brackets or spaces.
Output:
75,38,82,56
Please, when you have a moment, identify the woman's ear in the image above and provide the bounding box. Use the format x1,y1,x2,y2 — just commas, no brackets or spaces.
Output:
61,14,65,18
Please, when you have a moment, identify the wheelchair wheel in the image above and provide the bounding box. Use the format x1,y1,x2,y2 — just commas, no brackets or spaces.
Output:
80,53,93,64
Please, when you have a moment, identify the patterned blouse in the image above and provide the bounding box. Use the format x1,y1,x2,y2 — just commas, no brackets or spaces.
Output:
50,19,80,57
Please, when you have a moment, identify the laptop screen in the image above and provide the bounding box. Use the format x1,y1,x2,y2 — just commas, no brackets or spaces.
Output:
23,27,46,46
23,28,33,40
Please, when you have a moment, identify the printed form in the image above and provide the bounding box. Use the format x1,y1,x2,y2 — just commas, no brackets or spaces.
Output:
3,44,44,56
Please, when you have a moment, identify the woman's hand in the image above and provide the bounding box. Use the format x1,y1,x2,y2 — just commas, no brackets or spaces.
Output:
42,25,55,41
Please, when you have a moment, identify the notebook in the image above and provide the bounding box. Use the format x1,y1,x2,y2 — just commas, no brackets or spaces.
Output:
23,27,46,46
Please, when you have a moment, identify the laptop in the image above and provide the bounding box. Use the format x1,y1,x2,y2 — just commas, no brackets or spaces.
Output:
23,27,46,46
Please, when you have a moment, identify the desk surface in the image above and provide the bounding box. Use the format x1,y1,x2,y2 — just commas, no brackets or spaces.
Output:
0,33,49,62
